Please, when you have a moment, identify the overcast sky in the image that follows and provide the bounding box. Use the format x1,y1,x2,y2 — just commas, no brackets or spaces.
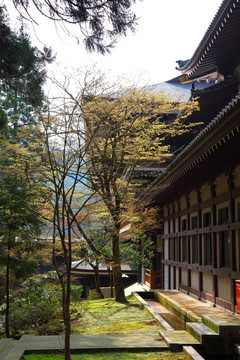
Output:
9,0,223,85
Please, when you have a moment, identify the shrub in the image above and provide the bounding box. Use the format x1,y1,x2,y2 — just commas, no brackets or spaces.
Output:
36,322,64,336
1,272,61,336
8,301,60,336
70,284,83,302
8,308,31,334
0,272,84,336
88,290,104,300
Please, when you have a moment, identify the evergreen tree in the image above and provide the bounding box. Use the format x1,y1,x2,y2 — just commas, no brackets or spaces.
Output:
10,0,140,53
0,9,51,334
0,7,53,108
0,7,53,140
0,138,45,337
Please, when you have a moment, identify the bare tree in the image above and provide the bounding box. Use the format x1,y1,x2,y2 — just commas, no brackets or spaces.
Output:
40,73,104,360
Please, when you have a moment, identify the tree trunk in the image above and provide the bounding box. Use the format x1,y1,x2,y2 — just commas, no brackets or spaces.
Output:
64,240,72,360
93,261,103,297
64,303,71,360
107,265,114,298
5,248,10,338
63,269,71,360
112,235,127,303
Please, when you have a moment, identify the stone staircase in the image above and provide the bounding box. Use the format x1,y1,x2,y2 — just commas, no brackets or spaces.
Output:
159,329,201,352
153,290,240,359
2,289,240,360
159,320,225,357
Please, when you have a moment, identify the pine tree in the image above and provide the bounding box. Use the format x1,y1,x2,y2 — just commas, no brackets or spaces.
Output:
0,138,46,337
10,0,140,53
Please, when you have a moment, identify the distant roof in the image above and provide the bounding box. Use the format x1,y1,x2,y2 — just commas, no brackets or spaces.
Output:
148,76,214,101
176,0,240,82
72,261,138,273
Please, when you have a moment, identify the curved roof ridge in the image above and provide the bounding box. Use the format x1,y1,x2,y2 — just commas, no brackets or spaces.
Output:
139,92,240,201
177,0,235,74
167,92,240,169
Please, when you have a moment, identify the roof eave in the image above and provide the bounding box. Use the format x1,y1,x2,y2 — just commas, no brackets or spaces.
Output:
139,92,240,205
177,0,237,79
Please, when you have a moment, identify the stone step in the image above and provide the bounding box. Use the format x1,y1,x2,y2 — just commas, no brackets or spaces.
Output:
202,314,240,343
186,322,219,343
183,346,205,360
159,329,200,352
0,339,19,360
155,291,201,324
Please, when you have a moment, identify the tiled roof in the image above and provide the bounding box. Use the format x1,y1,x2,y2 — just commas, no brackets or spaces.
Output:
72,260,138,272
177,0,240,81
139,92,240,202
164,93,240,174
149,76,213,101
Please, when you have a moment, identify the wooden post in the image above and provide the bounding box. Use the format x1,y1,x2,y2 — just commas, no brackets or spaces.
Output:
187,196,191,293
210,180,217,305
227,169,236,311
197,189,202,298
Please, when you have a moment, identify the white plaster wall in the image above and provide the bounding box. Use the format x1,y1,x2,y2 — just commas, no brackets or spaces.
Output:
202,273,213,294
181,268,188,286
176,267,179,289
191,270,199,290
189,190,198,207
215,174,228,196
164,265,169,289
218,276,232,303
170,266,174,289
201,183,211,202
164,238,169,260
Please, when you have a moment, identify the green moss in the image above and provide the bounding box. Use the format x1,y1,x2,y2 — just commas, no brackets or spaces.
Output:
161,314,186,331
202,317,219,334
154,292,200,324
72,297,161,335
24,351,187,360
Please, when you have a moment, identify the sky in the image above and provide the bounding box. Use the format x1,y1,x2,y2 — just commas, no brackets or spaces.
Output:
9,0,223,86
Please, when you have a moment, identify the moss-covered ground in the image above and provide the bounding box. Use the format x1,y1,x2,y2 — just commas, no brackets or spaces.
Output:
24,351,187,359
23,295,187,359
70,295,161,335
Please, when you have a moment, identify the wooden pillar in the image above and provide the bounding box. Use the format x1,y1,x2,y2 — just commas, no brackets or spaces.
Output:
186,195,191,293
227,169,236,311
173,206,176,289
177,199,181,288
197,189,202,298
162,229,165,289
167,206,171,289
210,180,217,305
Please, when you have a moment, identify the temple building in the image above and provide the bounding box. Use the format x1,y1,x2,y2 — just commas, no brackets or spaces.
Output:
140,0,240,313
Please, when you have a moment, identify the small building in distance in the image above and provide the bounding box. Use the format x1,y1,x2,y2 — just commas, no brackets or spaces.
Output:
139,0,240,313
